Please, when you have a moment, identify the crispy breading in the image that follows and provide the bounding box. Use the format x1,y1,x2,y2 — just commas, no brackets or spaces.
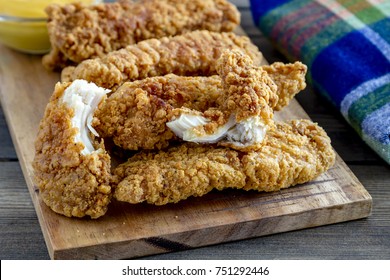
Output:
263,61,307,111
61,31,263,89
43,0,240,70
113,119,335,205
216,49,278,122
33,81,112,219
241,119,335,191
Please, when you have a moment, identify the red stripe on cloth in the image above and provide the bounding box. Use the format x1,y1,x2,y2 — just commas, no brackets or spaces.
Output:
279,4,332,59
270,1,319,42
290,12,340,58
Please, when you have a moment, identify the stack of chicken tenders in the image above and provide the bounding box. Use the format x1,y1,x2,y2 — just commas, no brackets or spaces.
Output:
33,0,336,219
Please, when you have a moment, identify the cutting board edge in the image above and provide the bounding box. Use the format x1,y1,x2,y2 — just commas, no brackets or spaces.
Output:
51,197,372,259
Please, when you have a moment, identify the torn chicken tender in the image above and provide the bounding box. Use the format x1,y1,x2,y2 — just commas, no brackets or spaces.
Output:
167,49,278,151
93,60,307,151
33,80,112,219
93,74,222,150
113,119,336,205
61,31,263,90
43,0,240,71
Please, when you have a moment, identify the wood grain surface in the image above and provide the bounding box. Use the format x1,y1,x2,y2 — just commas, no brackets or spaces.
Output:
0,27,373,259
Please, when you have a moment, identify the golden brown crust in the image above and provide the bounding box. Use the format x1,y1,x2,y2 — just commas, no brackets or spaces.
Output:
113,119,336,205
113,144,246,205
263,61,307,111
43,0,240,70
242,119,336,191
216,49,278,122
61,31,263,89
33,82,112,219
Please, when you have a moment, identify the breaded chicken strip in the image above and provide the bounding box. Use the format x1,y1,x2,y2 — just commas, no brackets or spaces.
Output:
43,0,240,70
113,119,336,205
93,50,277,151
61,31,263,90
33,80,112,219
93,54,305,151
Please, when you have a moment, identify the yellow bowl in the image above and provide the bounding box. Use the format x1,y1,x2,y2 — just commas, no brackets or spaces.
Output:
0,0,103,54
0,16,50,54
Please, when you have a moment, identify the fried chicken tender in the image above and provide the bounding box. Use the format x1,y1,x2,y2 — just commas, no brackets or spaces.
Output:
93,58,306,151
43,0,240,70
61,31,263,90
33,80,112,219
113,119,336,205
93,49,276,151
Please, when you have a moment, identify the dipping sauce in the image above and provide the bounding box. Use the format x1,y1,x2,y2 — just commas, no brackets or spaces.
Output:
0,0,101,54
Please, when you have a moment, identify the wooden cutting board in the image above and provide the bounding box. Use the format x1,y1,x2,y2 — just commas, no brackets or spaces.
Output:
0,37,372,259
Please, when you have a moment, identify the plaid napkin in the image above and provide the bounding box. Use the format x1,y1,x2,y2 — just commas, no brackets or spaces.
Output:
250,0,390,164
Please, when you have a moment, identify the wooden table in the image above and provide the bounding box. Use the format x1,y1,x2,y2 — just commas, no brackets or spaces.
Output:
1,0,389,260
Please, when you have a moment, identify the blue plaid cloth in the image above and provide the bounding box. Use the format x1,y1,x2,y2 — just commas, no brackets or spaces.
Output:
250,0,390,164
